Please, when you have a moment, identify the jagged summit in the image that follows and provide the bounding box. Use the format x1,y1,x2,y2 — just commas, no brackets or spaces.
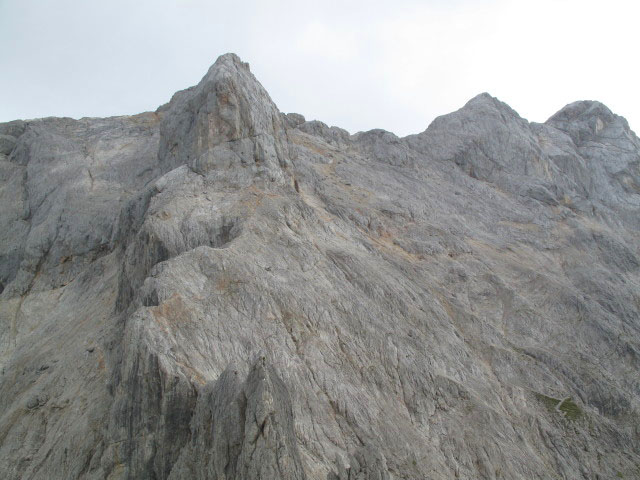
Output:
461,91,523,118
203,52,251,75
1,53,639,479
157,52,289,181
549,99,616,123
546,100,637,146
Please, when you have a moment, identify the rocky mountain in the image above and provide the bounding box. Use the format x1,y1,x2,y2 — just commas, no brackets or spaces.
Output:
0,53,639,479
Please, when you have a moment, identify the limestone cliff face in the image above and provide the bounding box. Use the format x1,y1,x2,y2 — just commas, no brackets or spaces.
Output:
1,53,639,479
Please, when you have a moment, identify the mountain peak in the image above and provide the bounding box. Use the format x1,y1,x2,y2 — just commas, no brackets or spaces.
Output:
546,100,632,146
202,52,252,80
157,53,289,180
461,92,524,121
465,91,496,105
2,54,640,480
548,100,615,123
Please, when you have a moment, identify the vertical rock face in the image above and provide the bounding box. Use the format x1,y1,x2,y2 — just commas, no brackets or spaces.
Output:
157,53,290,181
1,53,640,479
167,359,307,480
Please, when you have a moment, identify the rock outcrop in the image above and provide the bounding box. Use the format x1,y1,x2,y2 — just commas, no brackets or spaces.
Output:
0,53,639,479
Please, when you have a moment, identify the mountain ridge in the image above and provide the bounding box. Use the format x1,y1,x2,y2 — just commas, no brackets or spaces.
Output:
0,53,639,479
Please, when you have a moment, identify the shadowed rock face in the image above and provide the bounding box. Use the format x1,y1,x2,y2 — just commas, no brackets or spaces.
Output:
1,53,639,480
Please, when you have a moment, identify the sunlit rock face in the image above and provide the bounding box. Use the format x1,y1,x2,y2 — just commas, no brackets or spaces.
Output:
1,53,639,480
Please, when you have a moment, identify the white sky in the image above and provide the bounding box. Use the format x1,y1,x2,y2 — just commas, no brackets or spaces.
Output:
1,0,638,137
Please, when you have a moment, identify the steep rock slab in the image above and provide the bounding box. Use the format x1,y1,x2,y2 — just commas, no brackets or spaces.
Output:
157,53,290,182
0,53,639,479
167,359,307,480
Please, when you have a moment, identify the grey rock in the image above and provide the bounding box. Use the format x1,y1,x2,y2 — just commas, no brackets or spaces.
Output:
168,358,307,480
0,120,26,138
0,135,17,155
296,120,350,146
329,446,390,480
157,53,290,182
285,113,306,128
0,53,639,480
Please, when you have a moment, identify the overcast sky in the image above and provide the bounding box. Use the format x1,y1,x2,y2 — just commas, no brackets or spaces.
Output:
1,0,638,136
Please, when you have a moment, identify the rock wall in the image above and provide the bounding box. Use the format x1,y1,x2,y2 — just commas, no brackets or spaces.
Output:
0,53,639,479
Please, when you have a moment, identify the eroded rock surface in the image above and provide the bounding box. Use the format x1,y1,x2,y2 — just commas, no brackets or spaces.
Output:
1,53,639,479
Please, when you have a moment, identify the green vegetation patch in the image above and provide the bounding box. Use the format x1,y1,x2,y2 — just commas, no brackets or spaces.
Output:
558,398,583,421
535,392,561,412
534,393,583,421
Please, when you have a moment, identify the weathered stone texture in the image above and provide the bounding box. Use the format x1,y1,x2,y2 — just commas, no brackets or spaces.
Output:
1,53,639,479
